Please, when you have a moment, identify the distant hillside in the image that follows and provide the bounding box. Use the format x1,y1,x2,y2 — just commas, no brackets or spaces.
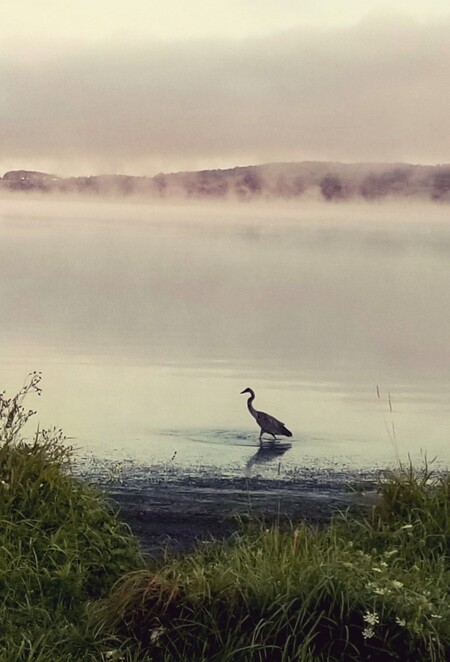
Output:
2,162,450,202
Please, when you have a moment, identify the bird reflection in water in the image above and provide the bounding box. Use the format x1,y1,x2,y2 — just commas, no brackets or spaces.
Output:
245,440,292,473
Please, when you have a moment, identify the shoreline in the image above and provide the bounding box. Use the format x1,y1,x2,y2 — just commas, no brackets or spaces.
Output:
92,470,379,555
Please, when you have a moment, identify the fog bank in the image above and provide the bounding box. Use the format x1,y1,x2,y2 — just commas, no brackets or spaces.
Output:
1,17,450,175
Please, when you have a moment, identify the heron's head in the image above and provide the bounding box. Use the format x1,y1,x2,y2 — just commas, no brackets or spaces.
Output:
240,387,254,396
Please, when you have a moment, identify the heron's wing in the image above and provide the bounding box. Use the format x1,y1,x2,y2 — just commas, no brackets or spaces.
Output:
256,410,286,431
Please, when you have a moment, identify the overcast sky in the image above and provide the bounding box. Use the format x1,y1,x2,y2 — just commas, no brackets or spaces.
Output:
1,1,450,176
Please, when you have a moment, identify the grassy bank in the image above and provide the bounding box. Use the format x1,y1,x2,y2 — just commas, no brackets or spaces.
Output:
0,375,144,660
1,376,449,660
98,464,449,661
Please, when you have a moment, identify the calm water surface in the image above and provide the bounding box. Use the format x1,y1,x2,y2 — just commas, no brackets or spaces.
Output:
1,198,449,478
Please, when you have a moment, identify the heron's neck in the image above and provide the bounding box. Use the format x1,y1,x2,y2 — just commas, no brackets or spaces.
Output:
247,394,257,418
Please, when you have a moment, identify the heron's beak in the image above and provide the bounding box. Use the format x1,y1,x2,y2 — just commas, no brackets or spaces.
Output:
240,389,247,394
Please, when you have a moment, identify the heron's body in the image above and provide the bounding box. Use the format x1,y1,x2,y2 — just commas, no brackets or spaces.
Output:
241,387,292,442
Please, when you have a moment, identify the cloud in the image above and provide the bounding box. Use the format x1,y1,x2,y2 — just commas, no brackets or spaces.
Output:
1,17,449,175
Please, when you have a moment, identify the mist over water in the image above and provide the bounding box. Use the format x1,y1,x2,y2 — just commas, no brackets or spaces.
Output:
1,198,449,474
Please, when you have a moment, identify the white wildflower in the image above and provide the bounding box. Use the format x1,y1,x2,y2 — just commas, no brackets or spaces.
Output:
362,626,375,639
431,614,443,619
150,626,166,643
373,567,382,573
400,524,413,530
395,617,406,627
380,561,388,569
392,580,404,589
363,611,379,626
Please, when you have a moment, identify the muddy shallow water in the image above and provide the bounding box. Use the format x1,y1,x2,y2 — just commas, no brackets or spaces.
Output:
76,450,380,554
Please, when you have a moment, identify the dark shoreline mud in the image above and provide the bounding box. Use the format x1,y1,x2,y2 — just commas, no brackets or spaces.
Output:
87,466,380,555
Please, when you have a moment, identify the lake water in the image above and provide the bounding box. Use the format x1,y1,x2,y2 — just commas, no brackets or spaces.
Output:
1,198,449,480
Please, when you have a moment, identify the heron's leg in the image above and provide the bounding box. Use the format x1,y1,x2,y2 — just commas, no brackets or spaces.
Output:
271,433,277,441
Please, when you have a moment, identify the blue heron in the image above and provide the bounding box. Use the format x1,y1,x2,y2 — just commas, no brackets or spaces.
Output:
241,387,292,442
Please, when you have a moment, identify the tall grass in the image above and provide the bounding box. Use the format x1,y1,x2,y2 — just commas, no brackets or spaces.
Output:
98,463,449,661
0,375,144,660
349,460,449,562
